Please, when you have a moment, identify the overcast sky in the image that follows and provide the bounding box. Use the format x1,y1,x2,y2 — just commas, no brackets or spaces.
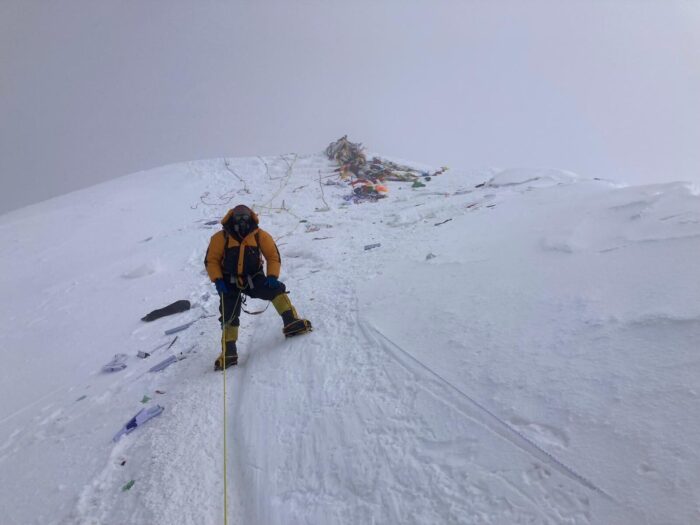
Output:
1,1,699,214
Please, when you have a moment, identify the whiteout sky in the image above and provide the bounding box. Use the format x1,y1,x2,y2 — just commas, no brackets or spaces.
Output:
1,0,699,214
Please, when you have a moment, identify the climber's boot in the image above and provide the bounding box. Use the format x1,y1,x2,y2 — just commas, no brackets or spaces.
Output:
272,293,312,338
214,325,239,370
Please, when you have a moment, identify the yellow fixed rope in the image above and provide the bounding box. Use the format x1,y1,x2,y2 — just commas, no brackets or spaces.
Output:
221,292,229,525
221,290,243,525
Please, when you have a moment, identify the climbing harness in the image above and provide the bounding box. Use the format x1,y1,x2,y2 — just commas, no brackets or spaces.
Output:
240,294,271,316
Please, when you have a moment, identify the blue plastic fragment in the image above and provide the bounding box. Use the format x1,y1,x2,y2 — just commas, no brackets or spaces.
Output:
113,405,165,442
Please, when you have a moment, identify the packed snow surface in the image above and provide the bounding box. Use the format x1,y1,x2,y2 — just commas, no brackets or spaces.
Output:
1,154,699,524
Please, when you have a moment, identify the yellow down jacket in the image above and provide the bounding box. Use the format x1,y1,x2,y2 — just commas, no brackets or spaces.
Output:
204,207,281,283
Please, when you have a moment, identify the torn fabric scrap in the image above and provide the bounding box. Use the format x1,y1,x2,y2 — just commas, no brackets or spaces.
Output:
113,405,165,442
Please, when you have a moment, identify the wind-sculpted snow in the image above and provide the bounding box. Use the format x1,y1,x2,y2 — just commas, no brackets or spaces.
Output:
483,168,581,189
0,155,698,524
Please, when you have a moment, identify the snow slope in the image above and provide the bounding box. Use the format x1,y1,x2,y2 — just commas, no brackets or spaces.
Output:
1,154,699,524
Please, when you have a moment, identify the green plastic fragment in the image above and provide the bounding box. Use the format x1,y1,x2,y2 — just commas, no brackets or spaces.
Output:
141,395,151,404
412,181,426,188
122,480,135,492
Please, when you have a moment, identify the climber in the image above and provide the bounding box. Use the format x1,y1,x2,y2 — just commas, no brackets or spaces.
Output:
204,204,312,370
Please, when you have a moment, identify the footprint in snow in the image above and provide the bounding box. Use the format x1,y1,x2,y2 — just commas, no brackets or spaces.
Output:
121,262,159,279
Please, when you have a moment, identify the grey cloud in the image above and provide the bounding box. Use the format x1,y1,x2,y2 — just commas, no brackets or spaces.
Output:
1,0,699,214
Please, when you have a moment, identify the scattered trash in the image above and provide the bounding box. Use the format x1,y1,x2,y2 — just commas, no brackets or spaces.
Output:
139,337,175,359
155,390,166,395
325,136,448,204
164,315,210,336
141,395,151,404
102,354,128,373
204,220,219,225
435,218,453,226
118,458,127,467
122,480,135,492
364,243,381,251
343,183,386,204
148,346,195,373
164,321,195,336
75,395,87,402
412,181,426,188
148,355,178,373
487,204,497,208
426,253,437,260
305,223,332,233
312,237,333,241
113,405,165,442
137,335,180,359
141,300,191,322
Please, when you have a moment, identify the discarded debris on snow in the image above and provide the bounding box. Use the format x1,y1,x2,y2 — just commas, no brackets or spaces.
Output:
325,135,448,204
112,405,165,442
141,300,191,322
102,354,128,373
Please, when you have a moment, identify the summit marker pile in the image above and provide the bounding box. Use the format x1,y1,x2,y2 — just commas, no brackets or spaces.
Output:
325,135,448,203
